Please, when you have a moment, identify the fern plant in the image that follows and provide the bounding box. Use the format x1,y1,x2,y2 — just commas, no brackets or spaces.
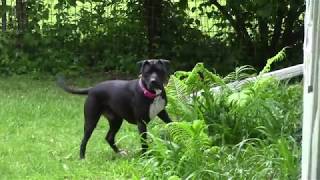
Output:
223,65,256,83
174,63,225,93
165,75,197,122
142,61,302,179
166,62,225,122
142,120,214,179
260,47,289,74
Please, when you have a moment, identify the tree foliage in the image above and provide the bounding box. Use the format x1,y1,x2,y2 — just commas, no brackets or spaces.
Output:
200,0,305,68
0,0,305,75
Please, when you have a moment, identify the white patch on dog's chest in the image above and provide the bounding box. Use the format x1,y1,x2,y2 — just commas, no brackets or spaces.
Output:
149,96,165,119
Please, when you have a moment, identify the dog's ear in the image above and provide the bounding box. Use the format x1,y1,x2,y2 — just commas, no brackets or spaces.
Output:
159,59,170,64
159,59,170,72
137,60,150,73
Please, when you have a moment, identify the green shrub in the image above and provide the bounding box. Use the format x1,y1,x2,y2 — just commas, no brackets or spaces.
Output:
140,61,302,179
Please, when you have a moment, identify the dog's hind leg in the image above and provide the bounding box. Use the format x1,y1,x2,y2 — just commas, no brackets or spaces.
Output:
104,112,123,153
80,96,102,159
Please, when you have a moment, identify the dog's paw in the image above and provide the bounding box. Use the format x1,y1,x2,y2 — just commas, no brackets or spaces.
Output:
118,150,128,156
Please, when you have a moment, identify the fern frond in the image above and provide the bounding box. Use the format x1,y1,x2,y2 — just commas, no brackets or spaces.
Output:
260,47,289,74
166,122,193,144
166,75,196,121
167,75,189,103
166,120,209,146
185,63,224,91
224,65,256,83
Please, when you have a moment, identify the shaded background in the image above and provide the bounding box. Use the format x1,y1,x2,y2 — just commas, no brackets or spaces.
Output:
0,0,305,76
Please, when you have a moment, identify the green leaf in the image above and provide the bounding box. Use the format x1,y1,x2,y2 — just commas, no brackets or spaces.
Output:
256,4,273,18
67,0,76,7
195,19,201,26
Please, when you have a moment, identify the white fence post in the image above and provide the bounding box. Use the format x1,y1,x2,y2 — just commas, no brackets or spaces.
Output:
301,0,320,179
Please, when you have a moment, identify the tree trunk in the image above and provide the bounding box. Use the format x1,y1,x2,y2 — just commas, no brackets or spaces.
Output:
143,0,162,58
270,3,285,54
1,0,6,32
16,0,27,49
16,0,22,32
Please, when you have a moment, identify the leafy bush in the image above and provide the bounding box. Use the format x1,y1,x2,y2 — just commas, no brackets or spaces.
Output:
140,61,302,179
141,120,214,179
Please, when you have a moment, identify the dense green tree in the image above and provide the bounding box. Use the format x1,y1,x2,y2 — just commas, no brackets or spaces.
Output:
0,0,305,75
202,0,305,68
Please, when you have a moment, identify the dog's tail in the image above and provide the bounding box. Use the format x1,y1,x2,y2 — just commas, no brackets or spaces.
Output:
57,76,91,95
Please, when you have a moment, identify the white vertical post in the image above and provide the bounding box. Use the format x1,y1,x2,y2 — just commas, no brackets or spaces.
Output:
302,0,320,179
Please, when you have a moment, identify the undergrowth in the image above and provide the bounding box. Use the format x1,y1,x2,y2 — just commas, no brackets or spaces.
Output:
140,57,302,179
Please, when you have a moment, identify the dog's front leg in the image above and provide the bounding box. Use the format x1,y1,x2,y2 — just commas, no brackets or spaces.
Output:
137,121,148,154
158,110,172,124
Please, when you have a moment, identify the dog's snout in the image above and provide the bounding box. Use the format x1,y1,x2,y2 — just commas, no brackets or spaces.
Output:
150,78,156,84
149,77,160,89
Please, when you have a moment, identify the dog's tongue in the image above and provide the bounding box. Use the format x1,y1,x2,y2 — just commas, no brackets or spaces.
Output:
143,89,157,99
139,79,157,99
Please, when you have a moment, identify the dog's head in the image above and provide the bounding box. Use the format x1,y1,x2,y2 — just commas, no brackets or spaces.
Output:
137,59,170,91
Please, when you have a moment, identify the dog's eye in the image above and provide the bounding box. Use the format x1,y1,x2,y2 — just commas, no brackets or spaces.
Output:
145,68,153,73
154,68,164,74
143,66,151,72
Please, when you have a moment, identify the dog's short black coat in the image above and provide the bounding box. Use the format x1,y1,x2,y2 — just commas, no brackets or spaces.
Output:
58,59,172,159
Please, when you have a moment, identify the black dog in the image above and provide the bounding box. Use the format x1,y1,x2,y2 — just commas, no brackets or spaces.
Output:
58,59,172,159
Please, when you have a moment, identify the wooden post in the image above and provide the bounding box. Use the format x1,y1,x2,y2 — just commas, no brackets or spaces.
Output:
301,0,320,179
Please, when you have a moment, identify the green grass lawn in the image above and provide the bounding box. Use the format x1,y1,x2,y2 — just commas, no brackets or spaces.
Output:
0,74,302,179
0,76,158,179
